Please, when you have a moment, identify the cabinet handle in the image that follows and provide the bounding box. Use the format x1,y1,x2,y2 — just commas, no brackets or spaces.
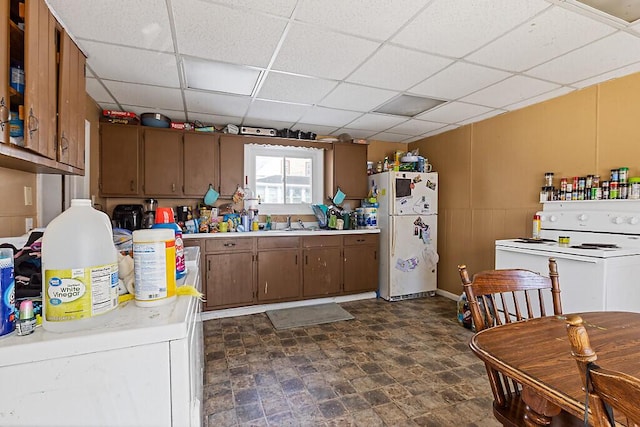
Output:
223,242,236,247
130,180,135,192
357,238,365,242
305,255,308,265
295,254,298,265
208,259,211,271
172,183,176,192
0,97,7,130
264,282,268,294
374,250,377,260
27,108,39,138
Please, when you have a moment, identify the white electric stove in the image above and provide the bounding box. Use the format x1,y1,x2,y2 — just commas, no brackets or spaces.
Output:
496,200,640,313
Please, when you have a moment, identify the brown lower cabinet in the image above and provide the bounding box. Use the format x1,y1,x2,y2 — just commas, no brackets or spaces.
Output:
203,237,255,310
192,233,379,311
257,237,301,302
302,236,342,298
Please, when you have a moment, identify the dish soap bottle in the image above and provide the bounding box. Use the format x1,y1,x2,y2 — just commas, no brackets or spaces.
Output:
532,214,541,239
152,207,186,279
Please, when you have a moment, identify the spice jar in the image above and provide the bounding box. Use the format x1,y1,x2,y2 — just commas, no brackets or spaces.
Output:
619,167,629,184
629,177,640,200
544,172,554,187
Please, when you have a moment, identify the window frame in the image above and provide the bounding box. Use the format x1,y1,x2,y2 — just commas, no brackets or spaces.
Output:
244,144,324,215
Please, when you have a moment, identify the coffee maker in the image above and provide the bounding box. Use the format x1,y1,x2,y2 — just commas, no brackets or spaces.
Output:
112,204,144,231
143,199,157,229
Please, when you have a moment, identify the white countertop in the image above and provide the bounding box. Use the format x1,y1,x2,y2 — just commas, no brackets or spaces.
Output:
184,228,380,239
0,247,201,368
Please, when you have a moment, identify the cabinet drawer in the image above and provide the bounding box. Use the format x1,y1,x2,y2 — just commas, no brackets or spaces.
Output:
302,235,342,248
344,234,379,246
205,237,255,253
258,237,300,250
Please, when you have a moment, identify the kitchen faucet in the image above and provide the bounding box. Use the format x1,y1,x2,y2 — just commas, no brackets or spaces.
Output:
286,215,292,230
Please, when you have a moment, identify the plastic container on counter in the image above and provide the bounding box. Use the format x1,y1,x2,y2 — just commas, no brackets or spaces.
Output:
630,177,640,200
41,199,119,332
152,207,186,279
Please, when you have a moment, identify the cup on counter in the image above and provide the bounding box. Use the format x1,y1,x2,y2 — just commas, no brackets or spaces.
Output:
219,221,228,232
336,219,344,230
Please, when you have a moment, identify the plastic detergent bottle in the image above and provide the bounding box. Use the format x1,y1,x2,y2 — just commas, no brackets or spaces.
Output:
41,199,119,332
152,207,186,279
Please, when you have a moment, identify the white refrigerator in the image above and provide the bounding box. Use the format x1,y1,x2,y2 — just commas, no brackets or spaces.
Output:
370,171,438,301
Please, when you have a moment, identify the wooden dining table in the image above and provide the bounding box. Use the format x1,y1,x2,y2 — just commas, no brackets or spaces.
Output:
470,311,640,426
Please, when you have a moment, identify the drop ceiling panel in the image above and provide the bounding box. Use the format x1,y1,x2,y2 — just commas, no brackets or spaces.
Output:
467,6,616,72
526,31,640,84
294,0,427,40
298,107,363,128
387,119,446,135
417,102,494,123
573,61,640,88
257,73,338,104
184,91,251,117
171,0,287,67
210,0,298,17
319,83,397,112
370,131,412,142
457,109,506,125
423,124,459,137
272,23,380,80
85,78,115,104
504,86,575,111
104,82,184,111
392,0,551,58
296,123,342,135
346,113,408,132
461,75,560,108
81,41,180,87
409,62,511,100
347,45,452,91
48,0,174,52
187,112,243,126
245,100,311,122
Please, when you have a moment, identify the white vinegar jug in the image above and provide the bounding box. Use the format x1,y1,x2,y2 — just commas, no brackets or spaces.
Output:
41,199,119,332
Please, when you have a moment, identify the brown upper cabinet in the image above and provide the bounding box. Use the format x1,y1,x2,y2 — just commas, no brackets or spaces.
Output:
1,0,86,175
327,142,368,201
183,132,217,197
218,134,244,197
143,128,183,196
57,30,86,169
99,123,141,196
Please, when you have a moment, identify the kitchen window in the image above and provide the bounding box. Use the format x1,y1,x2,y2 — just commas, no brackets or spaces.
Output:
244,144,323,215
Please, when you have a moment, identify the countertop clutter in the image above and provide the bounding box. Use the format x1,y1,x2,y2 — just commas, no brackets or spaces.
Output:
0,247,203,427
184,228,380,239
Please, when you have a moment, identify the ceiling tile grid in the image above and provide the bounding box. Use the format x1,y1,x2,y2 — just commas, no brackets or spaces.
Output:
47,0,640,141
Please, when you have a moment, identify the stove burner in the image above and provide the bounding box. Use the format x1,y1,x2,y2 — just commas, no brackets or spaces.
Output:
570,243,620,250
515,238,555,244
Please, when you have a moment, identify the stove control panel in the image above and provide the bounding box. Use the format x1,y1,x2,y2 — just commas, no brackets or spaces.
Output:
539,210,640,234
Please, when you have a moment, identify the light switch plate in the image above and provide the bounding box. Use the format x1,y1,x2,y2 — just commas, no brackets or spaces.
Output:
24,186,33,206
25,218,33,233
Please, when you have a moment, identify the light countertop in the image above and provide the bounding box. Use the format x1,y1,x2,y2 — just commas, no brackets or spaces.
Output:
184,228,380,239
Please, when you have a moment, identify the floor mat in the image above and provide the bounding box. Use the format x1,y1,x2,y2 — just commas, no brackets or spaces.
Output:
266,303,354,330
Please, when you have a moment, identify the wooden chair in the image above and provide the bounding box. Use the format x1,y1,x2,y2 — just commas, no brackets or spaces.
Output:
458,258,580,427
566,315,640,427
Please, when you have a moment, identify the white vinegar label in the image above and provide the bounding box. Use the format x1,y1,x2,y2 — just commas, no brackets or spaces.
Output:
134,241,169,301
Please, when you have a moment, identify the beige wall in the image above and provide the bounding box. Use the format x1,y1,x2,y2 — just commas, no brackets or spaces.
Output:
410,71,640,297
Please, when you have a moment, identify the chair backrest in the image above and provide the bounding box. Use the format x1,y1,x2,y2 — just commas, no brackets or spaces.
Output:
458,258,563,331
566,315,640,427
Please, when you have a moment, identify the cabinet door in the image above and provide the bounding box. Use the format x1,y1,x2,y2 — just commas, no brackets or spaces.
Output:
344,245,378,293
183,133,217,197
99,124,140,196
143,128,182,196
257,250,300,302
219,135,244,197
0,3,8,144
205,252,254,309
333,143,368,200
24,0,56,159
303,247,342,297
58,31,85,169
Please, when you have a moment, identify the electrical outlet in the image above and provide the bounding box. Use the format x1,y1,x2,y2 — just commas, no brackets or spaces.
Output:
24,186,33,206
25,218,33,233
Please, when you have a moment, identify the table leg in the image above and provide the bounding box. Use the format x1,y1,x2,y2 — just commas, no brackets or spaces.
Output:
521,386,562,426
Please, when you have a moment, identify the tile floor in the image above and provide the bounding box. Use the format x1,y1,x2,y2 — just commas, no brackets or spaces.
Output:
203,296,501,426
